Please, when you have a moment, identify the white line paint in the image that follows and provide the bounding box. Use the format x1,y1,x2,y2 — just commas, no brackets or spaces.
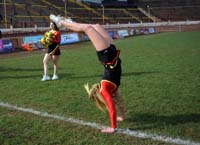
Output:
0,102,199,145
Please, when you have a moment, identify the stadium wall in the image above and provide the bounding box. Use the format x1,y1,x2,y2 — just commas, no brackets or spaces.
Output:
0,21,200,53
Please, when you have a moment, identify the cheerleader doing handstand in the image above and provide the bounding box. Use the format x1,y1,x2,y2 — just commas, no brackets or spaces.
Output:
50,14,125,133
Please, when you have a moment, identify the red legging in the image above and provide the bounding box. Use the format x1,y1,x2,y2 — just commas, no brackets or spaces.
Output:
100,80,117,128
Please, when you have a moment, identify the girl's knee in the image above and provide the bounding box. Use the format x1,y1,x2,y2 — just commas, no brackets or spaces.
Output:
84,24,95,33
43,59,48,65
94,23,101,28
93,24,103,31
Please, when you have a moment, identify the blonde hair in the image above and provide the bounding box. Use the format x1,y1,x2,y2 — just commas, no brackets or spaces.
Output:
84,83,107,112
84,83,124,114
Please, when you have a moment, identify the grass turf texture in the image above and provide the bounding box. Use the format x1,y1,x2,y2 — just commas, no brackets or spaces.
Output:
0,31,200,144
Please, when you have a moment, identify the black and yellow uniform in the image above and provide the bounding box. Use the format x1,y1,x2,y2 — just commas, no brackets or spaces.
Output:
97,44,121,87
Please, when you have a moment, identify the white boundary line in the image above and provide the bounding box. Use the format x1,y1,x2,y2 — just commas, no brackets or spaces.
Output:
0,102,199,145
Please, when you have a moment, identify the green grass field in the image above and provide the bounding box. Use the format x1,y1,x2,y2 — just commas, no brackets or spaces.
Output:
0,31,200,145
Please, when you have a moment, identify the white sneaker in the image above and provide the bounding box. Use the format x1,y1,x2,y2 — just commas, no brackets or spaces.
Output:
64,17,73,23
41,75,50,81
50,14,63,28
50,14,73,28
52,74,59,80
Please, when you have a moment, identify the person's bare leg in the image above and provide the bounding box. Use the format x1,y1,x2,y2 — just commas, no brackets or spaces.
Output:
43,53,51,75
50,14,111,51
52,55,59,75
60,21,110,51
91,24,113,45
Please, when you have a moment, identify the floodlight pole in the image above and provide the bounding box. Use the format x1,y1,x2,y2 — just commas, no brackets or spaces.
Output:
65,1,67,18
4,0,7,28
63,0,66,18
101,4,104,25
147,5,150,22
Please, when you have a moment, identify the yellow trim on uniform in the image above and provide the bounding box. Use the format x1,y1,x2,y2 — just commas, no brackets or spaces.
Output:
49,45,59,55
109,59,118,69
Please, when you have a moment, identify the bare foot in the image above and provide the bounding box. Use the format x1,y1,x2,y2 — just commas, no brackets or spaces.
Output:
117,116,124,122
101,128,116,133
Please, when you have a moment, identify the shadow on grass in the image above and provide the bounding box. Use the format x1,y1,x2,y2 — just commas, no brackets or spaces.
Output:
0,70,158,80
61,71,158,80
0,66,44,72
0,75,42,79
0,72,72,80
126,113,200,130
122,71,159,77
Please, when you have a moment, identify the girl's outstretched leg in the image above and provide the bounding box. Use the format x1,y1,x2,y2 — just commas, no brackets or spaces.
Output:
50,14,110,51
91,24,113,45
